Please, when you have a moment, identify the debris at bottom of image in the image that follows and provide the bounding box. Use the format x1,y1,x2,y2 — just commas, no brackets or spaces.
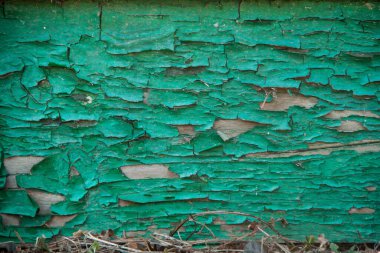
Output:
1,211,378,253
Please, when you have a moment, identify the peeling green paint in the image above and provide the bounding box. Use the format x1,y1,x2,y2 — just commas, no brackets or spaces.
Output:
0,0,379,243
0,190,38,217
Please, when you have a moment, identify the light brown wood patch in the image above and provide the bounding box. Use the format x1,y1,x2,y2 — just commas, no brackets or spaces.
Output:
176,125,196,136
0,214,20,226
4,156,45,174
213,119,259,141
325,110,380,119
260,91,317,111
120,164,178,179
27,189,66,215
366,186,376,192
46,215,77,227
246,141,380,158
5,175,18,189
118,199,135,207
349,207,375,214
337,120,366,132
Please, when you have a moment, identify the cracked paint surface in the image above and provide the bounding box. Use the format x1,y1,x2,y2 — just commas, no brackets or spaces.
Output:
0,0,379,242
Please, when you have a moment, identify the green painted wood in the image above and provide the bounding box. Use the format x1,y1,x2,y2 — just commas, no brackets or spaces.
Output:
0,0,379,243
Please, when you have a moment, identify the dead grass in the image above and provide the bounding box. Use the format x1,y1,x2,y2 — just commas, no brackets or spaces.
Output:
2,211,379,253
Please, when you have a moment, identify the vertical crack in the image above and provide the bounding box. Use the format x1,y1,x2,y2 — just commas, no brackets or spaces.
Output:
1,0,5,18
66,47,71,64
237,0,243,20
98,2,103,41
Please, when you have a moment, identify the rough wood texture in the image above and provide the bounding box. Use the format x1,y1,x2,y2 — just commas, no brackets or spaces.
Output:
4,156,45,174
46,215,77,227
120,164,179,179
27,190,66,215
260,90,318,111
0,0,379,243
214,119,259,141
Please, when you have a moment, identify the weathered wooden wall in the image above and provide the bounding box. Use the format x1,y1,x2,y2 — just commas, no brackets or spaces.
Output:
0,0,379,242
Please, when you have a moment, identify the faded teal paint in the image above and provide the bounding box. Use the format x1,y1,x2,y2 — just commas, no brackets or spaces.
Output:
0,0,380,243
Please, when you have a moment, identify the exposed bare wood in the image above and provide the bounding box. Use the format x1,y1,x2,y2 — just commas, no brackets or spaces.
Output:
325,110,380,119
46,215,77,227
213,217,227,225
118,199,134,207
0,214,20,226
307,139,379,149
5,175,18,189
366,186,376,192
245,141,380,158
27,189,66,215
120,164,178,179
176,125,196,136
213,119,259,141
4,156,45,174
260,91,317,111
70,166,80,177
348,207,375,214
337,120,366,132
143,89,150,104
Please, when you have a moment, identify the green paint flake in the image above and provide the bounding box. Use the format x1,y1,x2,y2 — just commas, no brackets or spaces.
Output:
148,90,198,108
0,190,38,217
16,153,87,201
102,13,175,54
96,118,134,138
234,22,301,48
104,87,144,102
50,200,85,216
192,131,223,154
46,68,79,94
20,215,51,227
138,121,179,138
21,65,46,88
